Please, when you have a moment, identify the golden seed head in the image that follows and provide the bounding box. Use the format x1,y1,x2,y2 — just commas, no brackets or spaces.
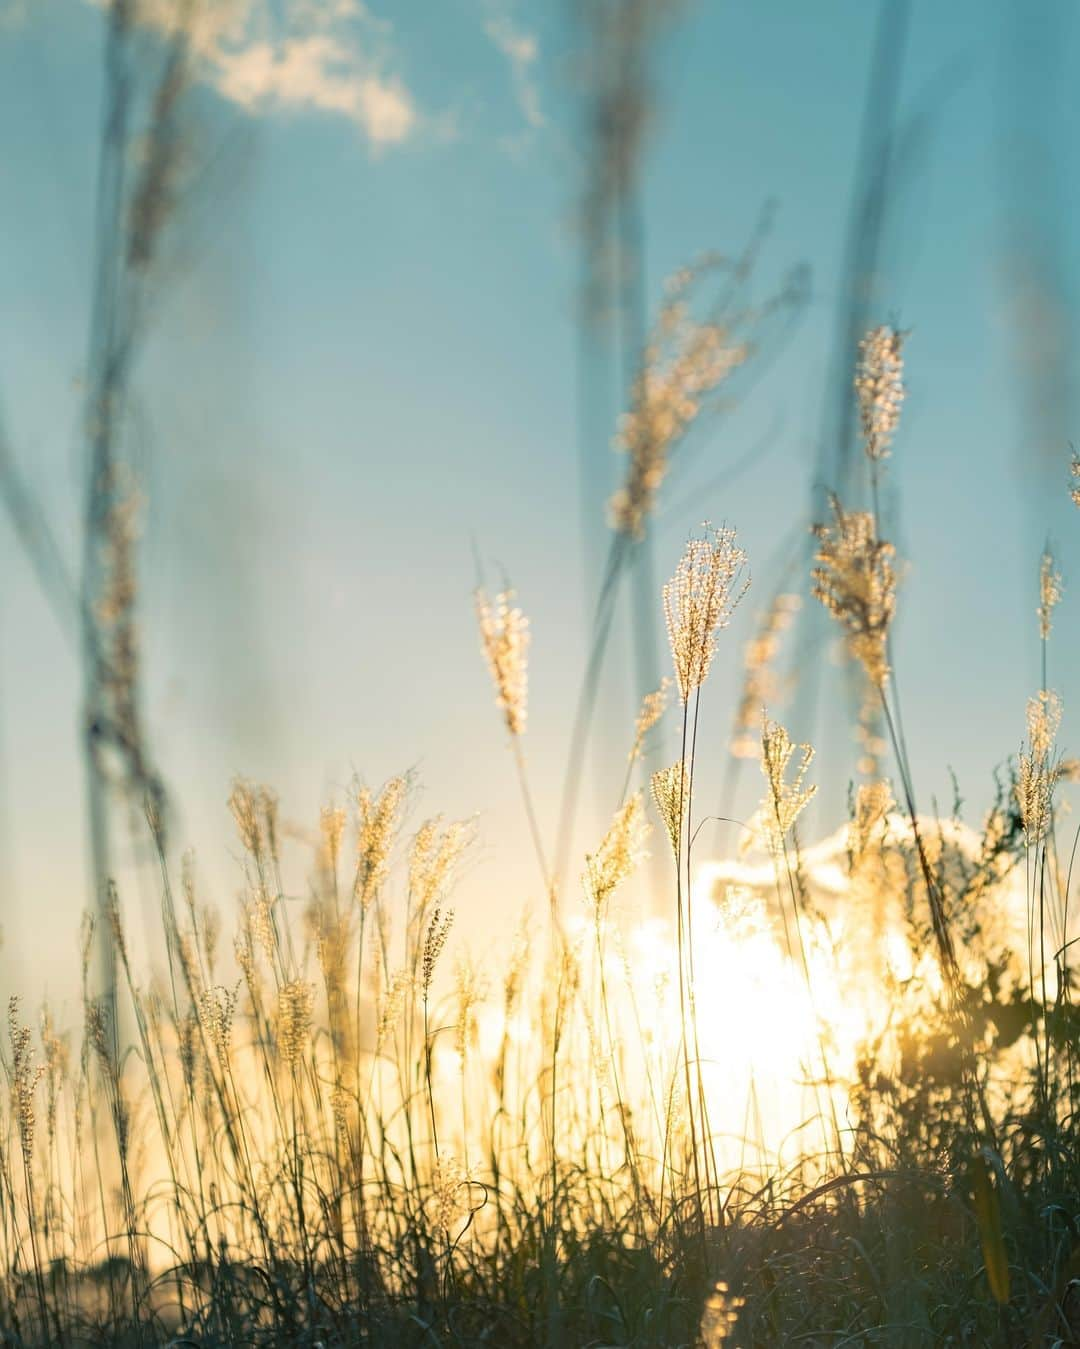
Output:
228,779,264,858
8,997,43,1159
731,594,801,757
854,325,905,462
84,998,112,1070
454,957,485,1062
375,968,412,1051
409,816,470,914
40,1007,68,1144
421,907,455,995
430,1154,469,1233
663,523,749,704
629,677,672,762
475,588,530,736
245,887,276,960
583,1001,614,1105
651,758,689,858
758,715,817,853
355,775,407,911
1028,688,1062,761
501,910,532,1018
1017,755,1054,845
664,1071,686,1141
258,786,280,862
812,495,896,687
197,985,237,1064
1017,690,1063,844
583,793,649,921
178,1009,200,1088
1038,548,1063,641
202,903,222,976
611,263,748,537
1071,453,1080,508
330,1083,350,1136
276,980,314,1066
320,805,347,873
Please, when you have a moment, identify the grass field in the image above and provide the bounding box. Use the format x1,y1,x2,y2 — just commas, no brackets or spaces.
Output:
3,3,1080,1345
0,331,1078,1346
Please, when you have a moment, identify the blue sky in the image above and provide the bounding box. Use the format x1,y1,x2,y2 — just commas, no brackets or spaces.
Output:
1,0,1078,1000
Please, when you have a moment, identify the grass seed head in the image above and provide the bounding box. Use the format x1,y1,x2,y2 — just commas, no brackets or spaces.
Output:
1038,547,1063,641
664,522,749,703
759,715,817,853
422,907,455,996
277,980,314,1066
651,758,689,857
355,775,407,911
475,588,530,736
611,263,748,538
1017,690,1063,844
812,495,896,687
629,676,672,761
855,324,905,462
583,793,648,922
8,997,43,1160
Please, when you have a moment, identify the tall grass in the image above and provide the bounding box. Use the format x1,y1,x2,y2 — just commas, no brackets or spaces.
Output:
0,326,1077,1347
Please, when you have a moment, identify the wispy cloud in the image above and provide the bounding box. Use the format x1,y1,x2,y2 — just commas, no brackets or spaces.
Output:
88,0,417,150
213,33,414,144
483,3,544,134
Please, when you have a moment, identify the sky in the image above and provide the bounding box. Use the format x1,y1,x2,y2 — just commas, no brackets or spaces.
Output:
1,0,1078,1007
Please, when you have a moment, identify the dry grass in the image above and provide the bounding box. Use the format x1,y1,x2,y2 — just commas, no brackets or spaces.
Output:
0,326,1076,1349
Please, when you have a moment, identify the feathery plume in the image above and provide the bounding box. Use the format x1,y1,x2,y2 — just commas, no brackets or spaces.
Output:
629,677,671,761
1017,690,1063,845
8,998,44,1160
1038,547,1063,641
759,716,816,853
197,985,237,1066
229,779,264,859
812,495,896,687
454,957,484,1062
663,523,749,703
475,588,530,735
376,967,412,1051
40,1007,69,1148
651,759,689,857
611,263,748,537
409,817,470,916
320,805,347,874
276,980,314,1066
355,775,407,911
854,325,905,461
583,793,648,921
421,907,455,996
430,1154,469,1233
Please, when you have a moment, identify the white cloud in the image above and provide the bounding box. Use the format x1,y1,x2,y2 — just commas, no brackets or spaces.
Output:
87,0,417,150
213,32,414,145
483,6,543,132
